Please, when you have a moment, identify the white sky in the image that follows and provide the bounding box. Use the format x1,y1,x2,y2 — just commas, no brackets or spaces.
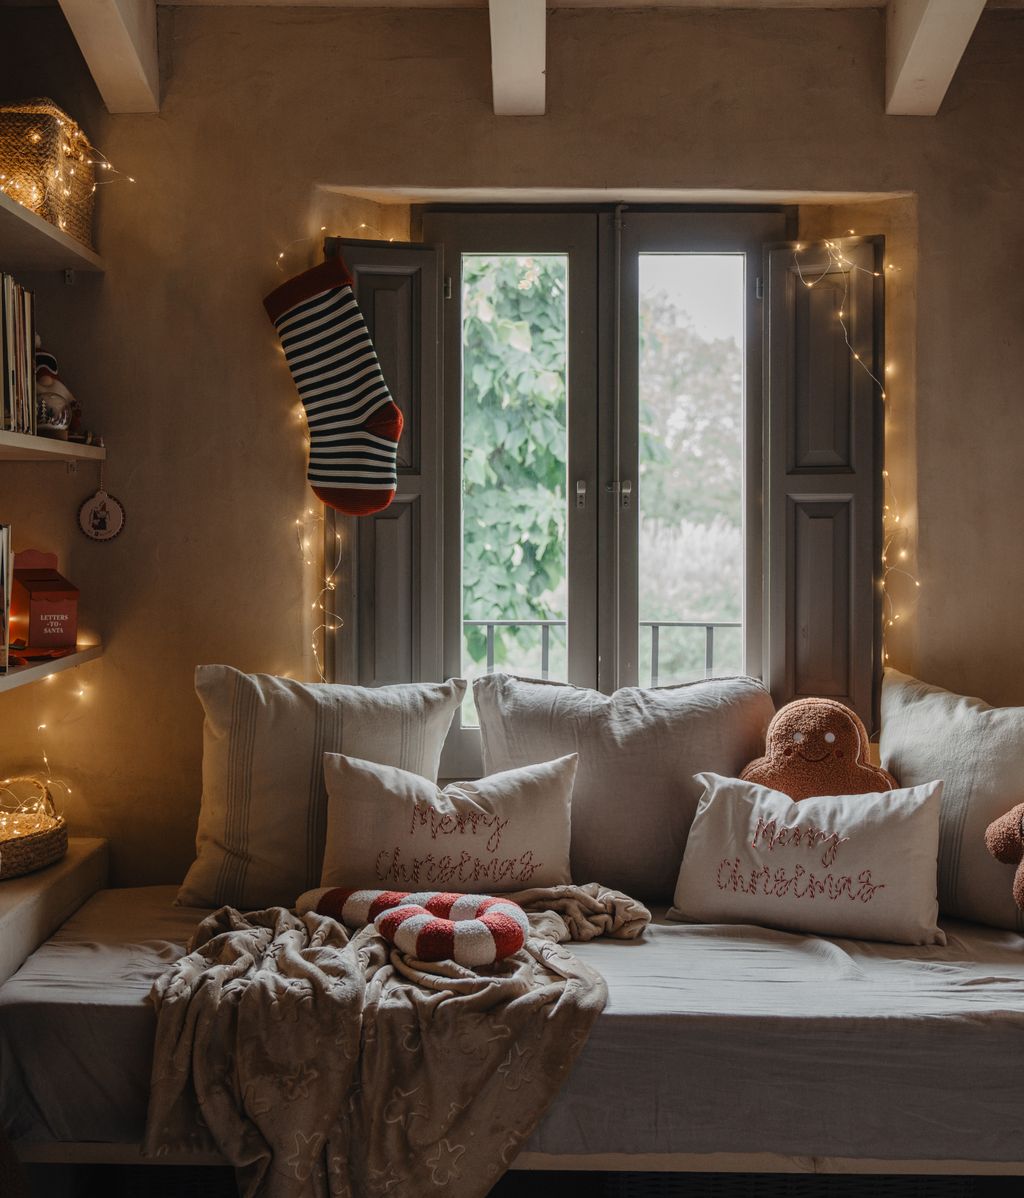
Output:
639,253,744,344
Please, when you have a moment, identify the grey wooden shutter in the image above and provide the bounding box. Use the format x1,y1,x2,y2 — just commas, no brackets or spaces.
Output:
763,238,884,728
323,237,441,686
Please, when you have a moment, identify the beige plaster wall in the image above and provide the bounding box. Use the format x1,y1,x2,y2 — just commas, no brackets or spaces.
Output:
1,4,1022,884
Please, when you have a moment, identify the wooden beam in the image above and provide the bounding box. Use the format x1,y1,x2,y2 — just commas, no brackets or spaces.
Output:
886,0,986,116
58,0,159,114
489,0,546,117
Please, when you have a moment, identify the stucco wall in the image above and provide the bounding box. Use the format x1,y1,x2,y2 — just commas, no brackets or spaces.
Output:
1,4,1022,884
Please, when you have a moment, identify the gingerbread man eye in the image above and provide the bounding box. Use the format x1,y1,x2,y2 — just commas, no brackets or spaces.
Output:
824,732,836,744
792,732,805,744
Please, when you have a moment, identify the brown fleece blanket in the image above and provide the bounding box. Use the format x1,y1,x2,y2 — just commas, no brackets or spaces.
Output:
144,883,649,1198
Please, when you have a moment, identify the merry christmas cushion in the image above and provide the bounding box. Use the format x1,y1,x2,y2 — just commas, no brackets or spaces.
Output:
669,773,945,945
319,752,577,893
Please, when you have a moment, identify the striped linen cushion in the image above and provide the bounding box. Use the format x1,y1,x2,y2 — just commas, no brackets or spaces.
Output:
881,668,1024,932
177,666,465,909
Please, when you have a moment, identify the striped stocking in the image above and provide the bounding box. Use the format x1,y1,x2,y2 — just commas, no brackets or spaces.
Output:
264,256,403,516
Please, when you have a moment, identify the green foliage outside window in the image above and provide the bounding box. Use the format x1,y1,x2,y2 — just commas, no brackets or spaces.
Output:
461,255,743,684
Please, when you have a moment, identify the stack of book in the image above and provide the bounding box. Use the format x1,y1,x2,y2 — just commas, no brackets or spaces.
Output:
0,524,10,673
1,274,36,434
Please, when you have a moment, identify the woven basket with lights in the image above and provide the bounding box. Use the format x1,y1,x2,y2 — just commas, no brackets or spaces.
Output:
0,98,95,248
0,777,68,881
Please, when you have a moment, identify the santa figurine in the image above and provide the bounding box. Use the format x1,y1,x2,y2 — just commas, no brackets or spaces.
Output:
35,338,79,440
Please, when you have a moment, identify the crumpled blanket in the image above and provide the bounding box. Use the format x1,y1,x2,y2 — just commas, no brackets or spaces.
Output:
144,882,649,1198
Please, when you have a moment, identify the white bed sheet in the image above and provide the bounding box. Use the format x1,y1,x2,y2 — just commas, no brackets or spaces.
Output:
2,886,1023,1163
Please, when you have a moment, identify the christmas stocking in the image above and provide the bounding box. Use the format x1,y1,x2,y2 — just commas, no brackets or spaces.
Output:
264,256,403,516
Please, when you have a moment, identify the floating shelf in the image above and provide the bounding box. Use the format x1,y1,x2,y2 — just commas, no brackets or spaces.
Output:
0,645,102,694
0,190,104,273
0,431,105,462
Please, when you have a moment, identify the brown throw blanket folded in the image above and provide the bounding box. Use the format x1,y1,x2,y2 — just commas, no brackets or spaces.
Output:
144,883,649,1198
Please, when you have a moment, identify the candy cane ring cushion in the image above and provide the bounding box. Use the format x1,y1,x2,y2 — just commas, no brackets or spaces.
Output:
296,887,530,966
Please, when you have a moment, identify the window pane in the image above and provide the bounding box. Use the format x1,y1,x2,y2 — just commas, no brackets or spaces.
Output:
638,254,745,687
461,254,569,723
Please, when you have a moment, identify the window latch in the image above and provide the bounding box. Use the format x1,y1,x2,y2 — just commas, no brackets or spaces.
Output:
575,479,587,510
605,480,633,509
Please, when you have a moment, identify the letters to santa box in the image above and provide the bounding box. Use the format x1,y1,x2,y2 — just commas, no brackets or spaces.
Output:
10,555,78,654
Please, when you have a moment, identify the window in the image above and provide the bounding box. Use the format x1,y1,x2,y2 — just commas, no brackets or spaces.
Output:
328,212,884,773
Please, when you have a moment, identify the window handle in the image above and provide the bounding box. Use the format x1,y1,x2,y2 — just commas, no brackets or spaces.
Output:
575,479,587,510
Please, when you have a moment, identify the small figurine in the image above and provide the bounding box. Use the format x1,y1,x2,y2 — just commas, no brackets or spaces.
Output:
34,338,103,446
35,341,76,440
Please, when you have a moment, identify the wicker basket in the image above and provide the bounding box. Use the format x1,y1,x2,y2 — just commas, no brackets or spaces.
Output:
0,98,95,248
0,814,68,881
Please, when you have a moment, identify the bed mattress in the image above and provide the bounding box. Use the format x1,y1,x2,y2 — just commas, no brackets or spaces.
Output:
1,886,1023,1164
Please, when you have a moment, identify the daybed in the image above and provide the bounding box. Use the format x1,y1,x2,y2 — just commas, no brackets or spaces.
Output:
4,666,1024,1184
2,883,1024,1176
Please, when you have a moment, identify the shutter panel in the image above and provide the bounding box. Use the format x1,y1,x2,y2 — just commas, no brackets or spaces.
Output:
323,237,441,686
764,238,884,728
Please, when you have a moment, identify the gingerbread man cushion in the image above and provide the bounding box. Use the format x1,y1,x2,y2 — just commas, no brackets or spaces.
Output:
740,697,896,801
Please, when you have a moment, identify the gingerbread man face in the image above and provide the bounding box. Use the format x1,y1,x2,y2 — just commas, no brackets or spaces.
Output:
740,697,897,801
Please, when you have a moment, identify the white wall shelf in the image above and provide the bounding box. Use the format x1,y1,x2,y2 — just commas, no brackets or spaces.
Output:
0,189,104,273
0,645,103,693
0,430,105,462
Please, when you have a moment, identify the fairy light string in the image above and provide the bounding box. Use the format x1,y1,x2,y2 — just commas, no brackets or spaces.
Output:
296,505,344,682
792,235,919,665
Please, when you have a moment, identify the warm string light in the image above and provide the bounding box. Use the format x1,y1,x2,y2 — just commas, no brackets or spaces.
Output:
792,237,919,665
0,671,86,841
0,117,134,213
295,506,344,682
0,776,65,843
274,221,397,269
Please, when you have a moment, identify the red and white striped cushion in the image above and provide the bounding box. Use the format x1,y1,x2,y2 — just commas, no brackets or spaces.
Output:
296,887,530,965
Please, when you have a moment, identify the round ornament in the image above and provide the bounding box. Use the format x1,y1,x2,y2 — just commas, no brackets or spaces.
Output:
78,489,125,542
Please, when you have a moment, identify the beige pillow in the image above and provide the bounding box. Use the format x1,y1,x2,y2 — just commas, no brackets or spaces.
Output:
881,668,1024,932
320,753,577,893
178,666,466,909
669,773,945,946
474,673,774,900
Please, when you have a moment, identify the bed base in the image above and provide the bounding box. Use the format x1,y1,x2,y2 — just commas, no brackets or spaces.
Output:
15,1144,1024,1176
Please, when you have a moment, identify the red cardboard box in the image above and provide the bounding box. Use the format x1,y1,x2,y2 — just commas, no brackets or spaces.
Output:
9,554,79,655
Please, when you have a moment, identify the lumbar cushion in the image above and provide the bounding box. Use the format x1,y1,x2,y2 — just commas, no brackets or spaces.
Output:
741,697,897,801
318,752,577,894
296,886,529,966
669,772,945,946
474,673,774,900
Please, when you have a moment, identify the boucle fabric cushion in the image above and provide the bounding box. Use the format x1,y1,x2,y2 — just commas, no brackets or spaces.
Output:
669,772,945,946
474,673,774,900
881,668,1024,932
319,752,577,893
177,666,465,909
741,697,897,800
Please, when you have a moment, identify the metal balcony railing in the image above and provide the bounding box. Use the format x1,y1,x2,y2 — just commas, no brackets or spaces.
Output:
463,619,741,685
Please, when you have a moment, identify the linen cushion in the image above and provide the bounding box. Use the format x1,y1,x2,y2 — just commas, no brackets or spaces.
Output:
320,752,577,893
474,673,774,900
669,772,945,945
177,666,465,908
881,668,1024,932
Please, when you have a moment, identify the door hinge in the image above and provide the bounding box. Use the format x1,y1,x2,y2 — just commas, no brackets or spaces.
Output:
443,276,452,301
755,276,764,301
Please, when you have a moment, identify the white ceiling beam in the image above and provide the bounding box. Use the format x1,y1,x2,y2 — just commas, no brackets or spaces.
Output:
489,0,546,117
58,0,160,114
885,0,986,116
